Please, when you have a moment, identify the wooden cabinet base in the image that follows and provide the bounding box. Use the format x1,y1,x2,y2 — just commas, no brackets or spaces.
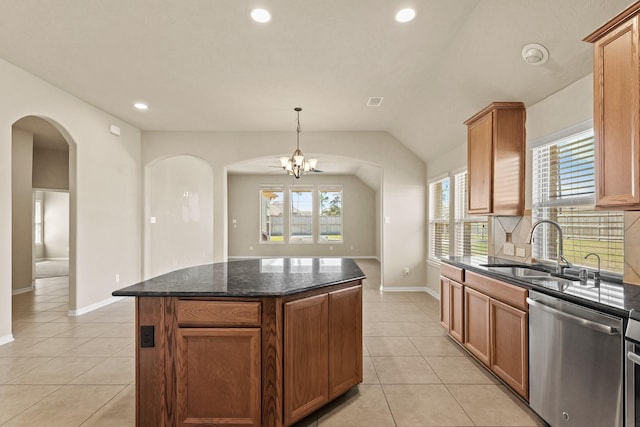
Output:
135,281,362,427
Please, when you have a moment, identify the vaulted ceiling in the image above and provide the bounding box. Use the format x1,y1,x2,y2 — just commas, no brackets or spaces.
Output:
0,0,633,164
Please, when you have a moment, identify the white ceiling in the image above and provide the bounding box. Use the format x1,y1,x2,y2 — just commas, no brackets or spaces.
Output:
0,0,634,167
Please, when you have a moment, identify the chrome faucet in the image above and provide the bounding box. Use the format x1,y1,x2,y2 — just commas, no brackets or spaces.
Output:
584,252,601,281
526,220,572,274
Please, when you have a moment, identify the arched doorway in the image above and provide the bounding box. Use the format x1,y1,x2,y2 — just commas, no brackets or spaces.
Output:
144,155,214,278
11,116,76,330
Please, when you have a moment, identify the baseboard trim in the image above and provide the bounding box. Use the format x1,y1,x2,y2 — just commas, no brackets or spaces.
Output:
0,334,15,346
424,287,440,300
69,296,124,316
12,285,34,295
39,257,70,261
380,286,429,293
380,286,440,300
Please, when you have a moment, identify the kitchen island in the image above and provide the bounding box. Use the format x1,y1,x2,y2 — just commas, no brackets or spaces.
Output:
113,257,366,427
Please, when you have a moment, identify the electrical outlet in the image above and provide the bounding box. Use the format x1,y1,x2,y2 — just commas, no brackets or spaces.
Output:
115,274,120,283
516,247,526,257
504,243,515,256
403,267,410,276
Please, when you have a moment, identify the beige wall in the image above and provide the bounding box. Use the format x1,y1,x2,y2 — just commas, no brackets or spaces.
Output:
146,155,214,277
142,131,426,289
43,191,69,259
227,174,376,258
11,128,33,293
0,58,142,343
33,147,69,190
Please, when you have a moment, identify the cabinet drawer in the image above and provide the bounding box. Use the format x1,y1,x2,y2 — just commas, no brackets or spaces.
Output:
177,300,261,327
464,271,527,311
441,263,464,282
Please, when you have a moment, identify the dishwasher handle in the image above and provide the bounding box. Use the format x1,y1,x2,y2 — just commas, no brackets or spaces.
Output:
628,351,640,366
526,297,619,336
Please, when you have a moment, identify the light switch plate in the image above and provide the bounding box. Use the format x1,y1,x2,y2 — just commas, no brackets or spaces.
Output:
504,242,515,256
516,247,526,257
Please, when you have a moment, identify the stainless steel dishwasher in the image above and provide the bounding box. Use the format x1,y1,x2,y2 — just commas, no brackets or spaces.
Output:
527,290,623,427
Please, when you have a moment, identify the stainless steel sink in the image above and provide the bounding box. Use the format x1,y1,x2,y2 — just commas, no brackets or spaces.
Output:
486,266,552,279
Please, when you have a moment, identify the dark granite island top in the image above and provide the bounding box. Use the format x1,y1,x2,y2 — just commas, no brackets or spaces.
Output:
115,257,365,427
112,257,366,298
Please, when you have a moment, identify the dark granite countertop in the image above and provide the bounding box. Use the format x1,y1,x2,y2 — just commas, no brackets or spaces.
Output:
112,257,366,298
442,256,640,318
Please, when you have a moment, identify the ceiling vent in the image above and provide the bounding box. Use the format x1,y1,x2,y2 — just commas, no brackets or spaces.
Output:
367,97,384,107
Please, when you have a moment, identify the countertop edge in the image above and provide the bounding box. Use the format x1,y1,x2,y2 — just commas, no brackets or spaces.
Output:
111,273,366,298
441,258,631,319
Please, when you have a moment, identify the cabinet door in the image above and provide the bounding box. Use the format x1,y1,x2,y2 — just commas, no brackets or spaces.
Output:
490,299,528,399
449,280,464,343
328,285,363,399
175,328,261,427
593,15,640,208
439,276,451,330
464,287,491,366
467,112,493,214
284,294,329,425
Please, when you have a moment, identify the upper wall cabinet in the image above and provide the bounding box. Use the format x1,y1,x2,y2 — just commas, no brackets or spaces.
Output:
585,2,640,209
464,102,526,215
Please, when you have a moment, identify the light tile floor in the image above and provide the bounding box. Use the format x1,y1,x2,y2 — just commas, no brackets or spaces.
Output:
1,260,546,426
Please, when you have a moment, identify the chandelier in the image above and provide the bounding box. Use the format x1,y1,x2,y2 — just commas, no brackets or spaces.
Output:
280,107,317,179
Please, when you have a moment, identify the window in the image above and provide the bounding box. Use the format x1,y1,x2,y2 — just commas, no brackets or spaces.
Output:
34,198,43,246
454,171,488,256
260,188,284,242
429,177,450,260
319,186,343,243
532,129,623,274
290,187,313,243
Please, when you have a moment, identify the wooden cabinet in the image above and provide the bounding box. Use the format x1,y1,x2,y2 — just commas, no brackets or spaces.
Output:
284,285,362,426
176,328,261,427
328,286,363,399
440,276,451,330
464,102,526,215
284,294,329,425
440,277,464,343
134,279,363,427
490,299,528,399
440,264,464,343
464,271,529,400
463,286,491,366
585,3,640,209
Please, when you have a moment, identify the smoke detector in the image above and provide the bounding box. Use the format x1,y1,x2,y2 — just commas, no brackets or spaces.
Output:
522,43,549,65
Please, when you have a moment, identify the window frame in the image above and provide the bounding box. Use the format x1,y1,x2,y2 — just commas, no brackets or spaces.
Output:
453,171,488,257
318,185,343,244
428,176,450,262
259,186,285,244
531,128,624,275
289,185,315,244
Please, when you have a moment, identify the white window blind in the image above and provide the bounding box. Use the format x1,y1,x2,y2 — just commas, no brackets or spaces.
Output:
454,172,488,256
531,129,623,274
429,177,450,260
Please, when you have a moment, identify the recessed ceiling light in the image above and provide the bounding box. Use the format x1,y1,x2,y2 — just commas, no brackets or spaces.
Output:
134,102,148,110
521,43,549,65
251,8,271,23
395,8,416,23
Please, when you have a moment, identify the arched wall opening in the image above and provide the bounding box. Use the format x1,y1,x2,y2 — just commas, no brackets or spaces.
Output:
10,115,77,332
226,154,383,261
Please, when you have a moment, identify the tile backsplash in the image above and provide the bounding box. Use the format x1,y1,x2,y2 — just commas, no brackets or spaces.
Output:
490,213,532,263
488,211,640,286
